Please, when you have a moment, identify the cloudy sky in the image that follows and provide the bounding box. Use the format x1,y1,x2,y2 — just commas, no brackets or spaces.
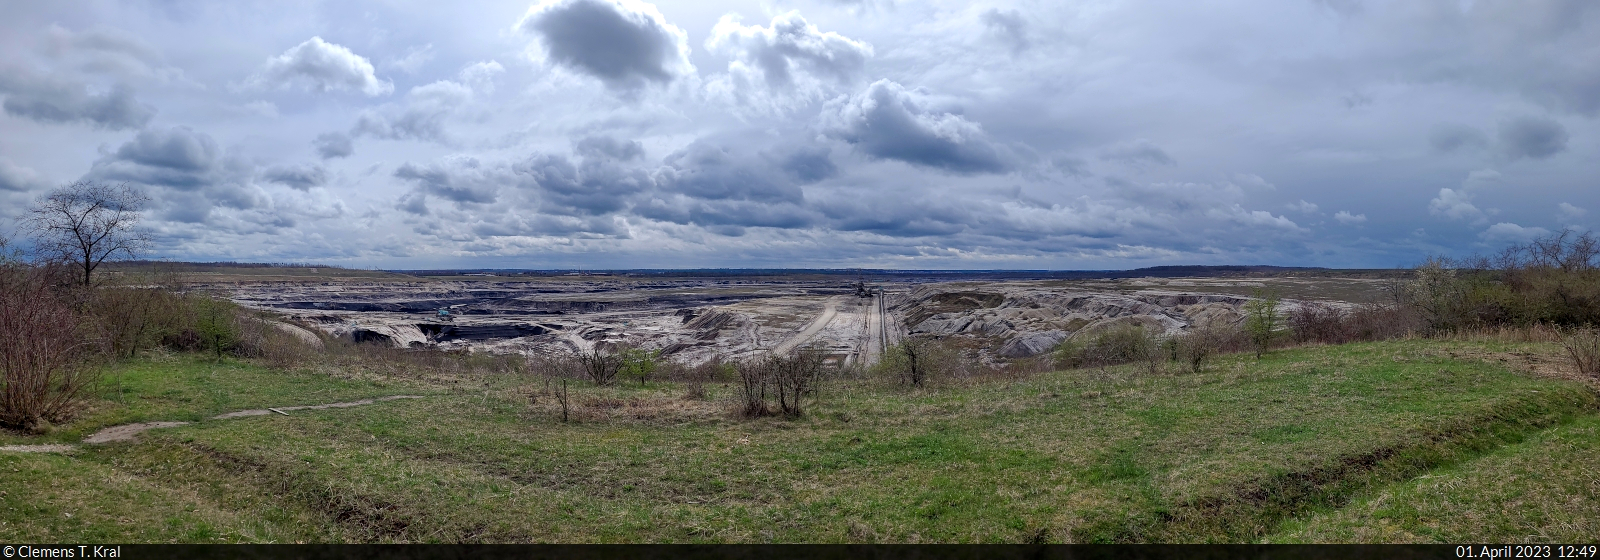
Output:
0,0,1594,269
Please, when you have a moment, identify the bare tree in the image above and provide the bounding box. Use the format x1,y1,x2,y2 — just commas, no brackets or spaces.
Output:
21,181,151,286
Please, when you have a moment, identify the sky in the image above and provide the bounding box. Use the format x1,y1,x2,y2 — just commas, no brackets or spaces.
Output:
0,0,1594,270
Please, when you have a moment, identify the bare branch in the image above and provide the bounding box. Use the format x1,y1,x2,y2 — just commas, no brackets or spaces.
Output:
19,181,151,286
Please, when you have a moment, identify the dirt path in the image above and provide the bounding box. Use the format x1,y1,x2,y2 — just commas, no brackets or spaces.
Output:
773,297,839,354
0,395,425,453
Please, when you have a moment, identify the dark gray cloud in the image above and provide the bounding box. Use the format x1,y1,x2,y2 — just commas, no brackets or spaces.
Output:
517,0,691,92
89,126,221,189
706,12,872,88
514,153,653,216
654,140,810,204
1430,123,1489,153
1497,115,1569,160
262,163,327,190
394,158,500,205
821,79,1011,174
1099,140,1175,167
0,69,154,129
780,146,838,184
574,135,645,161
313,132,353,159
981,9,1030,53
248,37,392,96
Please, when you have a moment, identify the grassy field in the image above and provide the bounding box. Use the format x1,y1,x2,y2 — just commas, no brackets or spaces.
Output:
2,339,1597,543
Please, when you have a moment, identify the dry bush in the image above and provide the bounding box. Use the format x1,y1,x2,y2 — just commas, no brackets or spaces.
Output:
735,349,826,417
875,337,967,387
88,286,186,358
1344,303,1421,342
1173,326,1233,373
736,357,772,417
1561,328,1600,380
1055,325,1159,371
577,347,622,386
232,314,321,369
0,263,97,432
1289,303,1349,345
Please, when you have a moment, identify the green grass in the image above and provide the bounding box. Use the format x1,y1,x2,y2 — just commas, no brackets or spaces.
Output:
0,352,423,446
2,339,1596,543
1267,413,1600,543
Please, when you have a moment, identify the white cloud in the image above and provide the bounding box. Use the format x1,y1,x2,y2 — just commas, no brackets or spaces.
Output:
249,37,392,96
1557,202,1588,223
1333,210,1366,224
1286,200,1319,214
1429,188,1486,224
1480,222,1550,245
704,12,872,112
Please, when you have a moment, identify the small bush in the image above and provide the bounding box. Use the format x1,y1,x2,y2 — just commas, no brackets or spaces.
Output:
577,347,622,386
736,349,825,418
618,347,659,386
736,357,772,417
1245,290,1283,358
1055,325,1159,370
0,263,97,432
1561,328,1600,380
1173,326,1231,373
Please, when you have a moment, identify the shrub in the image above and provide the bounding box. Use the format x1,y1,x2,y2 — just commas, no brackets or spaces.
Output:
1561,328,1600,380
618,347,660,386
0,263,97,432
194,295,240,360
736,349,825,418
1245,290,1283,358
577,347,622,386
1055,325,1159,370
88,286,186,358
1173,326,1231,373
736,357,772,417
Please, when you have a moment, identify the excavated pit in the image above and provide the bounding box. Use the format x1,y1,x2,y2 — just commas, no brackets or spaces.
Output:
219,274,1388,365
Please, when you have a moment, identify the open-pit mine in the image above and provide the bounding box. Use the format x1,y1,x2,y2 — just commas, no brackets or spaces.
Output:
212,269,1397,366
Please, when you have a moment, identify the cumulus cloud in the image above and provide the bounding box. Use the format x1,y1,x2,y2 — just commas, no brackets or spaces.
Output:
1557,202,1588,223
515,152,653,216
1333,210,1367,224
1497,115,1569,160
706,11,872,90
249,37,392,96
981,9,1031,54
261,163,327,191
0,68,155,129
1429,187,1486,223
82,126,287,226
313,132,353,159
1100,139,1175,167
821,79,1011,174
395,157,501,207
654,140,810,204
516,0,692,93
0,159,49,192
458,60,505,92
89,126,223,189
1480,222,1550,245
